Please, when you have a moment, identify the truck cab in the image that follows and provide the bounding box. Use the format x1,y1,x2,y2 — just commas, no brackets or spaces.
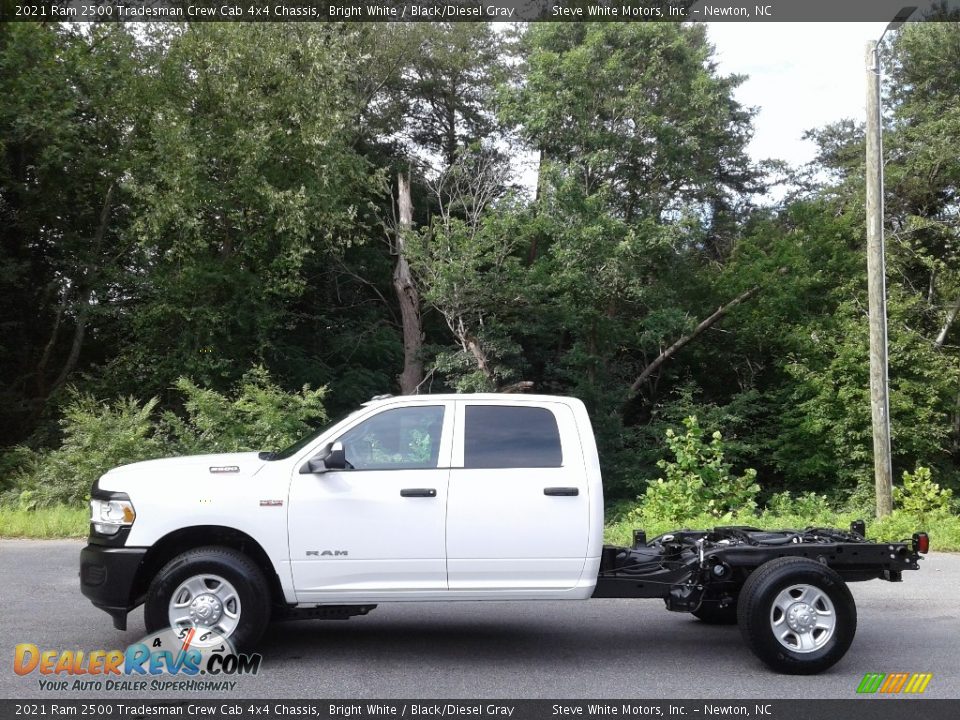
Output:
285,395,604,601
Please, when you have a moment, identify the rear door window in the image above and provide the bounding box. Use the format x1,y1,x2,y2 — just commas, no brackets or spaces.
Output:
463,405,562,469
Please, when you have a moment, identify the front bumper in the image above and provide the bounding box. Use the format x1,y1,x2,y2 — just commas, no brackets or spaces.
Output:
80,542,147,631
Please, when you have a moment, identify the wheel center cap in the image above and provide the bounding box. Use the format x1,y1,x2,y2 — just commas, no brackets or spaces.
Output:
786,602,817,632
188,594,223,625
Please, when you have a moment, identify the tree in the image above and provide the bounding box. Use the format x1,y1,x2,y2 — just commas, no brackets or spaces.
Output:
361,23,513,393
117,24,383,396
501,23,760,407
505,23,757,235
396,23,508,169
0,23,159,440
407,148,525,391
393,171,425,394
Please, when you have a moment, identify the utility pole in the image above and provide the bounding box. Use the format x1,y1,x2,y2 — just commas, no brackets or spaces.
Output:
865,40,893,517
864,7,915,518
393,171,424,395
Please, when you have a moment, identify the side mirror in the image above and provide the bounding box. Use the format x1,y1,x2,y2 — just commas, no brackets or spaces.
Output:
299,441,347,474
325,441,348,470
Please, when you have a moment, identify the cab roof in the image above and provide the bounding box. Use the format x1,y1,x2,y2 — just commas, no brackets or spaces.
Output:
361,393,577,407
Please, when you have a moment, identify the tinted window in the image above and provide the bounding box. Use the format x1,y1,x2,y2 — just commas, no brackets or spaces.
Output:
339,406,445,470
464,406,562,469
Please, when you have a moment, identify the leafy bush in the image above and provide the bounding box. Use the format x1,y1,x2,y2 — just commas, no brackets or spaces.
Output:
844,478,880,519
895,466,954,522
638,477,703,525
0,446,34,494
163,366,328,454
10,394,164,509
640,416,760,522
765,490,834,519
6,367,328,509
867,510,959,548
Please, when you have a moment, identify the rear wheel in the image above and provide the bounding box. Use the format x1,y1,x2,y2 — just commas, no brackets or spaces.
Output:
144,546,270,650
737,557,856,674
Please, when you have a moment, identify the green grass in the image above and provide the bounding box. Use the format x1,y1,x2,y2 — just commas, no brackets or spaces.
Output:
0,506,87,538
1,504,958,551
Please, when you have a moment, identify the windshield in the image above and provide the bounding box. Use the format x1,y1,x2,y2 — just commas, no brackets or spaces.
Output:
259,409,362,461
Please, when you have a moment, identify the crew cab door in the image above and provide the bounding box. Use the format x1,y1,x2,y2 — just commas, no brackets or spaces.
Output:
288,401,453,601
445,401,590,592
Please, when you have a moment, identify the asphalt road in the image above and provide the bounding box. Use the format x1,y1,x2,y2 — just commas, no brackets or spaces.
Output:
1,539,957,700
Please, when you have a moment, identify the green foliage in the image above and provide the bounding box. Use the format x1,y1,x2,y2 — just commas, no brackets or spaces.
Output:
766,491,834,519
163,366,328,455
391,23,508,166
505,22,756,222
640,417,760,522
116,24,384,395
5,21,960,520
0,446,34,495
7,368,328,509
895,466,955,522
0,23,160,441
11,394,163,509
638,478,703,525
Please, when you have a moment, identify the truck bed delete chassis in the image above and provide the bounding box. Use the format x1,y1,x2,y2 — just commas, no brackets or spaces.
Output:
593,524,926,612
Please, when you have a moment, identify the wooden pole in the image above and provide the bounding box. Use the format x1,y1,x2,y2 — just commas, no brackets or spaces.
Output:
865,41,894,517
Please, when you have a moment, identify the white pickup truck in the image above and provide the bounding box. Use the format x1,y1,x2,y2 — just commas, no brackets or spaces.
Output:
81,393,927,674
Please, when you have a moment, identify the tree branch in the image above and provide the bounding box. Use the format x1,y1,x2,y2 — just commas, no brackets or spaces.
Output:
935,296,960,349
499,380,533,394
629,285,761,394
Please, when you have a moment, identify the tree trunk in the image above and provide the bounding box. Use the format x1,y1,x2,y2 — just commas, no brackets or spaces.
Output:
629,285,761,394
393,171,424,394
40,183,116,404
934,296,960,349
464,333,493,382
35,286,68,399
49,294,90,394
528,150,550,264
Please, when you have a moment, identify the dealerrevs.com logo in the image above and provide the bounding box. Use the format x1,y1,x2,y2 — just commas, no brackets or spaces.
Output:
14,628,261,692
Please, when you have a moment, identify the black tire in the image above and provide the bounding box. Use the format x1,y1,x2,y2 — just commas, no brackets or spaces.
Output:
144,546,270,651
737,557,856,675
692,599,738,625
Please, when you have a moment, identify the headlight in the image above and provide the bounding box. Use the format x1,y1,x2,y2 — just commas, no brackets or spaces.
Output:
89,498,136,535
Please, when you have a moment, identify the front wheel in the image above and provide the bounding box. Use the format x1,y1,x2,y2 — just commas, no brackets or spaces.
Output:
144,546,270,651
737,557,856,674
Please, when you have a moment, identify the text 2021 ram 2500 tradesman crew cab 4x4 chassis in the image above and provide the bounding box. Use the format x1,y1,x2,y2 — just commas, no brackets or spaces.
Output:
81,394,928,674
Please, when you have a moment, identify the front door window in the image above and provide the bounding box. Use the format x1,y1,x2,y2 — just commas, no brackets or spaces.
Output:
338,405,445,470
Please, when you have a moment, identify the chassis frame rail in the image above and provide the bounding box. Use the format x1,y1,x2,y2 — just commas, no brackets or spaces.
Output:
592,524,924,601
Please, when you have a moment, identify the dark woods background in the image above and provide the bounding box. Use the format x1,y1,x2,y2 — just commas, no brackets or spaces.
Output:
2,18,960,510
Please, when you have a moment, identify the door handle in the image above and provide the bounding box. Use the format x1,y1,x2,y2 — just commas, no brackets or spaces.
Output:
400,488,437,498
544,487,579,496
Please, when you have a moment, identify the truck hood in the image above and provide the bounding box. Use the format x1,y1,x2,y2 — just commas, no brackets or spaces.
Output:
97,452,267,493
